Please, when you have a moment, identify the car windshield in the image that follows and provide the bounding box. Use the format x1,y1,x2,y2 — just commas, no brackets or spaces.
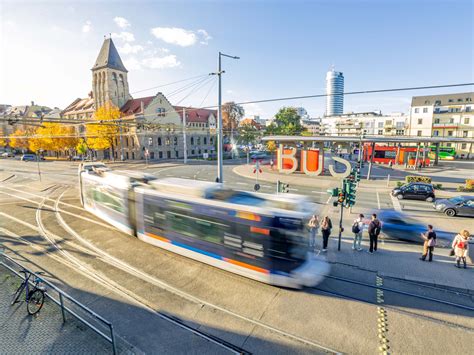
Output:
448,196,465,204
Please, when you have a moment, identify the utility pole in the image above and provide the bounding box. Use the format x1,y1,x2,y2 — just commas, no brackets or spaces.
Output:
216,51,240,183
119,117,124,161
183,107,187,164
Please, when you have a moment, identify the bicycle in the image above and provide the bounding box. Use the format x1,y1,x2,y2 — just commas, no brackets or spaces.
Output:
11,269,46,315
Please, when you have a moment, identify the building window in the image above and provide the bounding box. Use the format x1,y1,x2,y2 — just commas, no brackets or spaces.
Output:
446,143,452,147
461,143,467,149
448,99,453,103
131,137,134,147
458,98,463,102
158,137,162,146
167,151,171,159
434,118,440,124
396,122,404,128
465,106,471,112
174,137,178,145
466,98,472,102
210,137,214,144
423,108,428,113
434,108,440,113
156,108,166,117
464,117,470,124
414,108,419,113
132,152,135,160
197,137,201,145
396,129,404,135
435,100,441,105
417,119,423,125
417,130,422,136
148,137,153,146
165,137,170,145
378,130,383,135
190,137,194,145
159,152,163,159
424,100,430,105
191,150,195,155
449,118,454,123
126,152,129,159
203,137,207,145
378,122,384,128
463,131,468,137
447,131,453,136
433,130,439,136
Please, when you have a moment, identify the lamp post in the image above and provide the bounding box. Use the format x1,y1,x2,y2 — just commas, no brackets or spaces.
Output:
216,51,240,183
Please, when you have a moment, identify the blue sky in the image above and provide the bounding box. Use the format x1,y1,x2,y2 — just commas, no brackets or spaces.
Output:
1,0,473,118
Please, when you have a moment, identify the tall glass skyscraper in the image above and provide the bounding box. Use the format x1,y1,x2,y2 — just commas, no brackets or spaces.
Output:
325,69,344,116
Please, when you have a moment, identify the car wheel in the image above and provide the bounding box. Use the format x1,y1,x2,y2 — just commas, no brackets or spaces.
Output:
426,196,434,202
445,209,456,217
397,194,403,200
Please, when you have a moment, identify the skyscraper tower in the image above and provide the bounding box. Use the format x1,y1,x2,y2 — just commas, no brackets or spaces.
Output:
92,37,131,109
325,68,344,116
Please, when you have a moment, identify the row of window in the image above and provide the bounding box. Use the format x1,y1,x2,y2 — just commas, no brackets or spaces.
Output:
417,117,470,125
432,130,469,137
113,149,211,160
145,136,214,147
415,106,471,114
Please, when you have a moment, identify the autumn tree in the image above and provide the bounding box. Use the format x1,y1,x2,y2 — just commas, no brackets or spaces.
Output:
28,123,79,156
86,102,121,159
76,139,88,160
222,101,245,142
9,129,30,151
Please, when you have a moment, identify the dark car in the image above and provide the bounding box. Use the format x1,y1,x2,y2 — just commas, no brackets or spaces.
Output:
391,182,435,202
433,195,474,217
20,154,38,161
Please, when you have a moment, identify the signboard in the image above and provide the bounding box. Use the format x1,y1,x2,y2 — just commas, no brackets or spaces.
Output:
203,152,209,159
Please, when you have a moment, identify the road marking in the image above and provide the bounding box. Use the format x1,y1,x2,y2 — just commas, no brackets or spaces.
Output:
375,275,390,354
260,185,271,188
326,195,332,204
236,182,248,185
390,194,402,212
288,188,299,192
376,190,381,210
311,191,327,194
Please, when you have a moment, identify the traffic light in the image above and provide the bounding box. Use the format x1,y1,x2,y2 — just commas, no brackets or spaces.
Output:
337,191,345,204
344,173,358,207
327,188,340,197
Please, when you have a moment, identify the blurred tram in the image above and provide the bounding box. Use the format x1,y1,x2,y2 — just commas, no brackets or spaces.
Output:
79,163,328,288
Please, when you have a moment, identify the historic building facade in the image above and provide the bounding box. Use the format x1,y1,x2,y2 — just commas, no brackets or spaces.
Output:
62,37,216,160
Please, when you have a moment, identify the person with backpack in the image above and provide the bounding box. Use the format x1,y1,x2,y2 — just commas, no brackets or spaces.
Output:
420,224,436,262
320,216,332,252
367,213,382,254
352,214,365,251
452,229,470,268
307,214,320,252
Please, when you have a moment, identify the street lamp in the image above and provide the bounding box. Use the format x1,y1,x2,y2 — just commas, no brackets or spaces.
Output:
216,51,240,183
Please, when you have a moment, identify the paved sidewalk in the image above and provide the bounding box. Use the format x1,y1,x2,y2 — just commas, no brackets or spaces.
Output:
0,269,116,354
315,234,474,292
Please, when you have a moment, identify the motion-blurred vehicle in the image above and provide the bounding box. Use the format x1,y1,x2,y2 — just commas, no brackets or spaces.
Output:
78,163,330,288
433,196,474,217
377,210,452,247
21,154,38,161
1,151,14,158
391,182,435,202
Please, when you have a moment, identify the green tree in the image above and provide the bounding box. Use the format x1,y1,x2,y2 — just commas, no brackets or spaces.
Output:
76,139,88,160
238,124,259,163
273,107,306,135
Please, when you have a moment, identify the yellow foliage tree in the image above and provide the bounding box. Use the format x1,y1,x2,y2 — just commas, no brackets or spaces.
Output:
266,140,277,153
86,102,121,154
28,123,79,155
9,129,30,151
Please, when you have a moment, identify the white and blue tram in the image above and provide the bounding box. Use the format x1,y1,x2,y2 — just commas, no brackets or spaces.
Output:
79,163,329,288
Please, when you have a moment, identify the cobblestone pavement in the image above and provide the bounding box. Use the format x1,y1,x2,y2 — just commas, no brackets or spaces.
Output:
0,269,118,354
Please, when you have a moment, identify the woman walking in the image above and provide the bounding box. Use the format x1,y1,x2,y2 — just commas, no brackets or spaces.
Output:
420,224,436,262
320,216,332,252
308,214,320,252
452,230,470,268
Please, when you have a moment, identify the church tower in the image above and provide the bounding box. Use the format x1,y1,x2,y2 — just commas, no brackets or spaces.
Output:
91,37,131,109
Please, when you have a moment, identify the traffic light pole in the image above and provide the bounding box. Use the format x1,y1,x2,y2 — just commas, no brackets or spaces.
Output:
338,179,345,251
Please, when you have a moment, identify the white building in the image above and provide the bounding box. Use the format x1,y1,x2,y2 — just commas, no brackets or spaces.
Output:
325,69,344,116
301,118,321,135
408,92,474,155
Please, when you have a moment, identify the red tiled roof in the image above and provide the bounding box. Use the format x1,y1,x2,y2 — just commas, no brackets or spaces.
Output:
174,106,217,123
120,96,155,115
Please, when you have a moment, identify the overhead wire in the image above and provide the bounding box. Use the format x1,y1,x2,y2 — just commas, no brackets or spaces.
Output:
174,76,216,106
130,73,210,95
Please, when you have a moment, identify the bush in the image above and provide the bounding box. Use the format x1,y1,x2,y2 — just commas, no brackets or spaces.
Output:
457,186,474,192
396,181,404,187
466,179,474,189
405,175,432,184
433,183,443,190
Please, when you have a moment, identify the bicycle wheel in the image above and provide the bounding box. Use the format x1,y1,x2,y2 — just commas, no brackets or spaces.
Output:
27,289,45,315
11,283,26,305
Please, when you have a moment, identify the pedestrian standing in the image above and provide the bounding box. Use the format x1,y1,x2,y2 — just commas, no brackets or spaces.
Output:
367,214,382,254
420,224,436,262
320,216,332,252
352,214,365,251
270,159,274,170
307,214,320,252
388,160,393,169
452,229,470,268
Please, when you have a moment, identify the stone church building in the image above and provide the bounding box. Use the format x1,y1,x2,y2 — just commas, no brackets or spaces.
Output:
62,37,216,160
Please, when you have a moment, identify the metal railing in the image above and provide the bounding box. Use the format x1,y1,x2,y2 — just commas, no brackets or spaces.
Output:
0,252,117,354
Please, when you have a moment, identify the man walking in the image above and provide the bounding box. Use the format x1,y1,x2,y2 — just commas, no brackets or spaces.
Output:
367,214,382,254
352,214,364,251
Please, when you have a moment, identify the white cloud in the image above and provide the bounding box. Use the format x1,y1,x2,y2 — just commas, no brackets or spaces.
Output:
114,17,130,29
150,27,196,47
197,29,212,45
82,20,92,33
142,55,181,69
118,43,144,54
124,57,142,71
112,31,135,42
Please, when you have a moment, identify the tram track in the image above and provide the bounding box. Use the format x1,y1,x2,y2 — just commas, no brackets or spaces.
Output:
1,184,342,354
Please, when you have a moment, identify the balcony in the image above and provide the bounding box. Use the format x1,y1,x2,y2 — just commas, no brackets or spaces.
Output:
432,122,459,128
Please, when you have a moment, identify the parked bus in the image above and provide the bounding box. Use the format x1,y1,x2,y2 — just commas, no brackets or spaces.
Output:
429,145,456,160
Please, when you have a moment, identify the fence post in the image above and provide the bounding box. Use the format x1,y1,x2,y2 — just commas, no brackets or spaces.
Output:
387,174,390,187
59,293,66,323
110,324,118,355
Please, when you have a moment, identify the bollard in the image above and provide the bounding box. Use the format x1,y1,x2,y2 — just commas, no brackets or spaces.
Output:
386,174,390,187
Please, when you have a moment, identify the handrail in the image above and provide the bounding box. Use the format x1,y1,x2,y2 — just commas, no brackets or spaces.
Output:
0,252,117,354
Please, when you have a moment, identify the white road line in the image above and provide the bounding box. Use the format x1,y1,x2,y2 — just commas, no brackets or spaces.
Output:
311,191,327,194
326,195,332,204
390,194,402,212
376,190,381,210
236,182,248,185
261,185,271,188
288,188,299,192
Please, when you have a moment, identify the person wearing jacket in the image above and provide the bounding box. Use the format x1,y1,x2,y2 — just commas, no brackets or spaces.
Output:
352,214,365,251
320,216,332,252
367,214,382,254
307,214,320,252
420,225,436,262
452,229,470,268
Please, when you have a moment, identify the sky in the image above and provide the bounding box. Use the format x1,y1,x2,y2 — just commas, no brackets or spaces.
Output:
1,0,473,119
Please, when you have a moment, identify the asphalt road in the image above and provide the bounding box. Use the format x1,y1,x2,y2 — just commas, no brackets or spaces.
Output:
1,158,473,354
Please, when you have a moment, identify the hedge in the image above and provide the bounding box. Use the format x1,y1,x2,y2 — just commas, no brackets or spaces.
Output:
405,175,432,184
466,179,474,189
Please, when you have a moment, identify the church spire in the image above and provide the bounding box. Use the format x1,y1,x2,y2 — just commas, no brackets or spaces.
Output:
92,37,128,72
